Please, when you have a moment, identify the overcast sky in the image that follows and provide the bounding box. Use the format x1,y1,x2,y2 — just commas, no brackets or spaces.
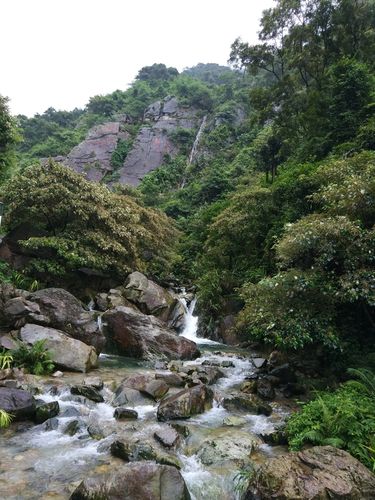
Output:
2,0,274,117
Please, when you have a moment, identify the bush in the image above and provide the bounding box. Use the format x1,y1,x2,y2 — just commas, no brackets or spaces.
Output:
10,340,55,375
286,369,375,469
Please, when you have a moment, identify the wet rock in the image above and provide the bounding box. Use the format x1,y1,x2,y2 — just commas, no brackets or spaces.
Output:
142,379,169,400
3,296,40,318
260,426,288,446
82,376,103,390
64,419,81,436
223,416,247,427
52,370,64,378
103,306,200,361
256,378,275,400
241,381,258,394
113,386,147,407
171,423,190,438
154,361,168,370
157,384,213,421
0,387,35,420
155,372,185,387
34,401,59,424
251,357,267,369
70,462,191,499
221,360,235,368
20,324,98,373
181,365,224,385
43,417,59,431
222,394,272,416
70,385,104,403
113,408,138,420
110,440,181,469
202,359,221,367
268,350,288,368
154,426,180,448
60,406,81,418
246,446,375,499
87,422,115,440
197,431,262,466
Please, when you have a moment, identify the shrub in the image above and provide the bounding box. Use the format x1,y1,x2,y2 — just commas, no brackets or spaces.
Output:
286,369,375,469
10,340,55,375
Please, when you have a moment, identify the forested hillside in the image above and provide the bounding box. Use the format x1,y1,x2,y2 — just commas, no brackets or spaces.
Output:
1,0,375,486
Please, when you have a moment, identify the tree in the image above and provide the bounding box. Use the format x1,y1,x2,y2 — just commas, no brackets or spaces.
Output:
1,161,177,282
136,63,179,82
0,95,19,181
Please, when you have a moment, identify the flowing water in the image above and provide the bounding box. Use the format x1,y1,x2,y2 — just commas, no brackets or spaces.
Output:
0,301,290,500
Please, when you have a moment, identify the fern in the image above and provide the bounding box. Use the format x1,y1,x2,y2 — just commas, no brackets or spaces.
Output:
346,368,375,397
0,409,13,428
10,340,55,375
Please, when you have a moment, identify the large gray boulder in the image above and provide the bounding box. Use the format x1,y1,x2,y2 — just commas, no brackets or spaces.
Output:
70,462,191,500
197,431,262,466
20,324,98,373
0,387,36,420
122,272,180,325
103,306,199,361
246,446,375,499
28,288,105,352
157,384,213,421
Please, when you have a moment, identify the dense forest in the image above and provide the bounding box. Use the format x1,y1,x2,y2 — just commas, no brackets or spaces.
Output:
1,0,375,493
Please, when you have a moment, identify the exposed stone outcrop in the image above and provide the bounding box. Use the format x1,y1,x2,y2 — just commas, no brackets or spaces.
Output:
118,96,200,186
70,462,191,500
20,324,98,373
245,446,375,499
103,306,199,361
47,121,131,182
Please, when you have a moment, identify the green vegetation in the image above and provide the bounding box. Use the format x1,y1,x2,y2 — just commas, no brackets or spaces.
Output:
9,340,55,375
1,161,176,283
0,409,12,428
0,95,19,181
286,369,375,469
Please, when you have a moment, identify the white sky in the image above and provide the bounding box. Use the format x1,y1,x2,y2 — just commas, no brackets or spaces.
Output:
2,0,274,117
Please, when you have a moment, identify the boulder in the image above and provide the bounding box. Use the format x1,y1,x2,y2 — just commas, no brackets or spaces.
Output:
70,385,104,403
0,387,36,420
114,408,138,420
20,324,98,373
157,384,213,421
28,288,105,352
246,446,375,499
154,426,180,448
223,416,247,427
197,431,262,466
34,401,59,424
82,376,103,390
70,462,191,500
256,378,275,400
103,306,199,361
222,394,272,416
155,372,185,388
110,440,182,469
122,272,177,323
142,380,169,400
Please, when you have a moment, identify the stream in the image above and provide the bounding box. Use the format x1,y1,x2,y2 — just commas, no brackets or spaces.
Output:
0,302,290,500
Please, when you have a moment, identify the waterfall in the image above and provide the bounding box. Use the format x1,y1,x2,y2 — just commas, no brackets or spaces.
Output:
180,298,219,345
189,116,207,164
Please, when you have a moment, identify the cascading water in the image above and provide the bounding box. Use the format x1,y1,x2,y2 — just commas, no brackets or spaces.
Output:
189,116,207,164
180,298,220,345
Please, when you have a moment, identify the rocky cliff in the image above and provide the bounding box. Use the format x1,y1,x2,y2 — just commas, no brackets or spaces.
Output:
51,96,201,186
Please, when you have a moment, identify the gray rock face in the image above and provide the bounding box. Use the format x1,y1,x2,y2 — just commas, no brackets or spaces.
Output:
123,272,178,324
157,384,213,421
70,462,191,500
28,288,105,352
246,446,375,499
20,324,98,373
0,387,36,420
103,306,200,361
118,96,200,186
55,121,130,182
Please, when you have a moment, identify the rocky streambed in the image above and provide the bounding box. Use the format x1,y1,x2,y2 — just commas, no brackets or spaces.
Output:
0,303,293,500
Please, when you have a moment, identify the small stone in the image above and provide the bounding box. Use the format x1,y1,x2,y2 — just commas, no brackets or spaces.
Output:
241,381,258,393
257,378,275,400
83,376,103,390
64,419,81,436
52,371,64,378
221,360,235,368
171,423,190,438
113,408,138,420
70,385,104,403
43,417,59,431
35,401,60,424
154,426,179,448
252,358,267,369
223,416,247,426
